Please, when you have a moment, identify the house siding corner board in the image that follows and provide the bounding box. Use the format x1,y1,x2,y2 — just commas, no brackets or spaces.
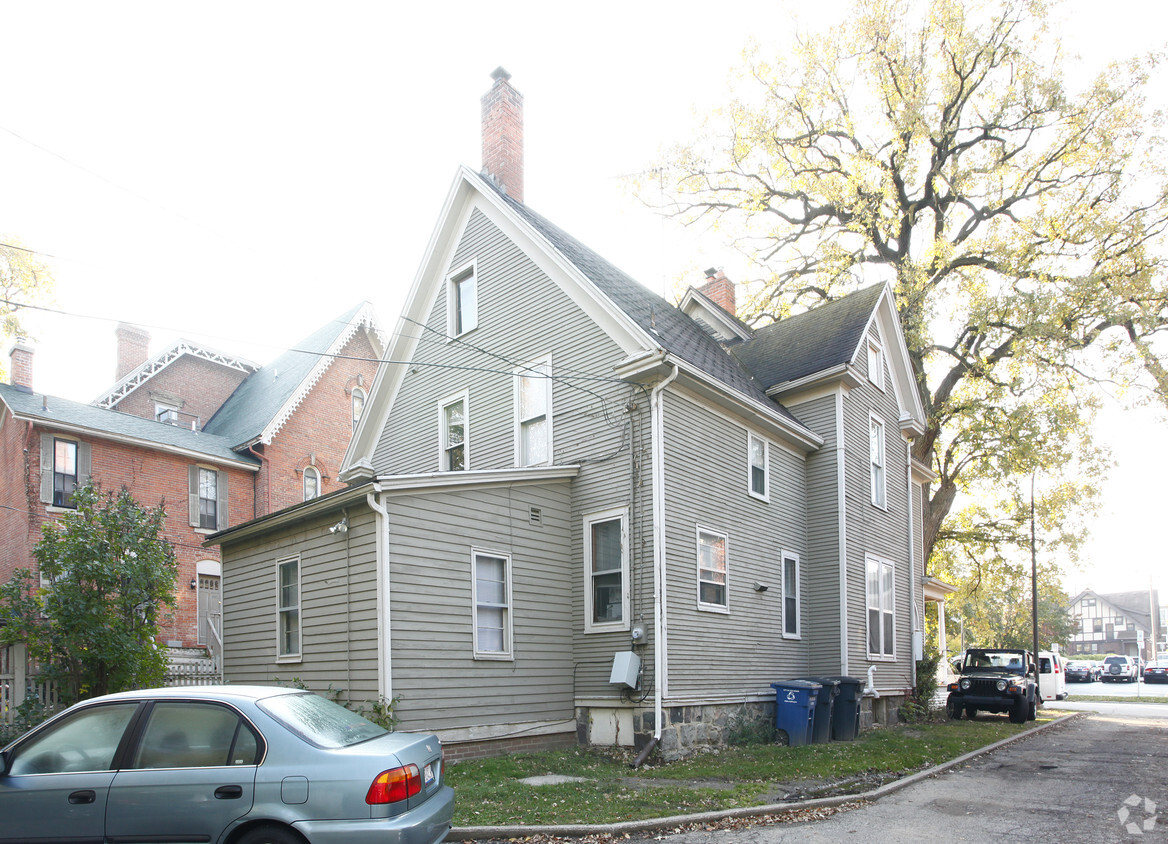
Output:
844,339,914,690
660,389,811,697
789,393,844,673
219,507,382,702
372,207,633,476
386,483,574,734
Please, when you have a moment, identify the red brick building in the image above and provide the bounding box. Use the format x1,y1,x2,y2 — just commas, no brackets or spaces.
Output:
0,303,381,661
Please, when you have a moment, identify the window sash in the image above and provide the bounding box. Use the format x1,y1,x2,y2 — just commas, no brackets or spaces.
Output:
198,468,218,530
517,361,550,466
749,435,767,498
303,467,320,501
782,554,799,636
698,530,728,609
589,518,624,625
473,552,511,657
866,557,894,656
53,439,78,508
868,340,884,389
443,398,466,470
277,558,300,658
869,417,886,507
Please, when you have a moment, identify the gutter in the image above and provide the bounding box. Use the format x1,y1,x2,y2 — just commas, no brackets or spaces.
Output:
647,364,679,760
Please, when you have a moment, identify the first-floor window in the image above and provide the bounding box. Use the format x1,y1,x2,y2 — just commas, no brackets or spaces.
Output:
782,552,800,638
473,551,511,658
697,528,729,611
585,510,628,631
866,555,895,657
277,556,301,659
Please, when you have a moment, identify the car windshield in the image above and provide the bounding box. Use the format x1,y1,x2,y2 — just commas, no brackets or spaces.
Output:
258,692,388,749
962,649,1027,673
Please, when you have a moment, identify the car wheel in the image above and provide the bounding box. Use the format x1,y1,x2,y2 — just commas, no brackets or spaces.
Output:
965,705,978,720
236,826,305,844
947,696,963,720
1009,697,1027,724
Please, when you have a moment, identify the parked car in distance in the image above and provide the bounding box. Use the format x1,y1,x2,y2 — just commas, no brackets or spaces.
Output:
1102,655,1141,683
946,647,1038,724
1066,660,1100,683
0,685,454,844
1144,660,1168,684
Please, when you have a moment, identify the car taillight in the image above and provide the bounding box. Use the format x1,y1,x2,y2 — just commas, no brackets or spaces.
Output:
366,764,422,804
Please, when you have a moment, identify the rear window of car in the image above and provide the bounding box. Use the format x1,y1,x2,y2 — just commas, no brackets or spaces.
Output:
1104,656,1128,665
258,692,387,749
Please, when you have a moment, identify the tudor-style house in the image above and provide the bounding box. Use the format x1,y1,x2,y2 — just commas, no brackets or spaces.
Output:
209,71,934,761
1067,589,1162,661
0,304,381,659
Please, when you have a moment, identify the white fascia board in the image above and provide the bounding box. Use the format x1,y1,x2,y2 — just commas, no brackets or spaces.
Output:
614,351,823,452
13,414,259,472
678,288,753,341
864,285,928,432
765,364,865,401
206,481,379,548
375,465,580,495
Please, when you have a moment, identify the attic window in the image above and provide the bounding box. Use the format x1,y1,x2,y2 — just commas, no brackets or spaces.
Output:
448,264,478,337
867,338,885,390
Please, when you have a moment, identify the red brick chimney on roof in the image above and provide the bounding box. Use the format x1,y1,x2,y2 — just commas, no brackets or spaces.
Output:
9,340,33,390
481,67,524,203
699,268,736,317
115,323,151,381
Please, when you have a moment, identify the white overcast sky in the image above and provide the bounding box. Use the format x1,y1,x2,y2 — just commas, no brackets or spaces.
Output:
2,0,1165,600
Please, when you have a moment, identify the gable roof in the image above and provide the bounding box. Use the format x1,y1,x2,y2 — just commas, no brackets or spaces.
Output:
1069,589,1158,630
203,302,380,449
0,382,257,469
92,339,258,409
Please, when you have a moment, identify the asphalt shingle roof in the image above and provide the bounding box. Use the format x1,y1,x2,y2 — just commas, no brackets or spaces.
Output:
203,303,367,447
0,382,255,466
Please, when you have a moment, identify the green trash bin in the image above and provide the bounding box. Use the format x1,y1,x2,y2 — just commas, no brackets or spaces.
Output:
825,675,863,740
770,680,820,746
798,677,839,743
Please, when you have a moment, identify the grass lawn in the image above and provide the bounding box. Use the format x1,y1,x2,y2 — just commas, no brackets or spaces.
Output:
447,711,1060,827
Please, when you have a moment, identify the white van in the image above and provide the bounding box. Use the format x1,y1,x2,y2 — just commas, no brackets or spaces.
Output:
1038,650,1068,701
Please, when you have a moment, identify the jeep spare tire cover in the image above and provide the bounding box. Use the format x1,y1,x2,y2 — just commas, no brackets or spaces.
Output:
1111,664,1122,673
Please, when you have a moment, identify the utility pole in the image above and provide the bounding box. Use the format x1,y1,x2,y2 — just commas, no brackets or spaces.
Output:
1031,473,1041,701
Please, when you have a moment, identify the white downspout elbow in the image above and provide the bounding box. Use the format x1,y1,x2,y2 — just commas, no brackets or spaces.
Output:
864,664,880,698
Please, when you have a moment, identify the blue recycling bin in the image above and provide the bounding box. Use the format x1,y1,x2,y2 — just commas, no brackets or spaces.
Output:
825,675,863,741
770,679,820,747
798,677,839,744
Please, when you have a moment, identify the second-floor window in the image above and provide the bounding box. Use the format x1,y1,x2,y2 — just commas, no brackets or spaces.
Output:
870,416,886,508
516,359,551,466
748,434,768,500
441,393,467,471
189,466,227,531
303,466,320,501
53,438,78,508
697,528,729,612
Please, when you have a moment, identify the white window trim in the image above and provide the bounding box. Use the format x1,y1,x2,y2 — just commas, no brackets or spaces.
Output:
748,432,770,502
514,356,553,467
867,336,885,391
302,465,320,501
696,526,730,614
471,548,513,660
869,414,887,510
584,508,630,634
866,554,896,661
276,555,302,662
781,550,801,640
446,261,478,339
439,389,470,471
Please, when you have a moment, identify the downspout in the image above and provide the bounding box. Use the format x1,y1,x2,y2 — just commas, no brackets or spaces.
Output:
366,487,391,704
835,389,849,675
644,363,678,763
246,443,271,518
907,438,918,689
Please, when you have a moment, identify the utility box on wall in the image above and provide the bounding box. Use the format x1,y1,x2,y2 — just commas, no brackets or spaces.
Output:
609,651,640,688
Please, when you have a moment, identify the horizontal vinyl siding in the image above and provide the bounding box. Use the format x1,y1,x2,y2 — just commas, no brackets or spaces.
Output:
221,507,381,702
660,388,810,702
845,326,914,690
788,392,843,674
386,483,574,733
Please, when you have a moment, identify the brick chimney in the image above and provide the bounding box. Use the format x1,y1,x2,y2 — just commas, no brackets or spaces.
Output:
115,323,151,381
481,67,524,203
9,340,33,390
699,268,736,317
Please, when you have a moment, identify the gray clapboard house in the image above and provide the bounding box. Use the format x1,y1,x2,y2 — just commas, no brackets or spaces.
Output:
208,72,931,760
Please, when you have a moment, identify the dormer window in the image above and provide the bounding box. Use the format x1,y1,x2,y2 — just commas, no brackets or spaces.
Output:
155,402,180,425
448,264,478,337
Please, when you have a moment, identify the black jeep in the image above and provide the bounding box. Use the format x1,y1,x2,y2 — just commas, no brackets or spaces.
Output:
946,647,1038,724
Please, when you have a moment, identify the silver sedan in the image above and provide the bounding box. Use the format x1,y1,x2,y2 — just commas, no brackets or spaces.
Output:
0,685,453,844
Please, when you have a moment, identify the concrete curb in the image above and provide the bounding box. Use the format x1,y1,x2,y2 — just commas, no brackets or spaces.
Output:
446,712,1084,841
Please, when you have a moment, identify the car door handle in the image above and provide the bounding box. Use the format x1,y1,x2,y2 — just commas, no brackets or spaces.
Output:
68,790,96,804
214,785,243,800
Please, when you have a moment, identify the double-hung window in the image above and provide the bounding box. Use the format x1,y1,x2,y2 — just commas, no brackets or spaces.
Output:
448,264,477,337
866,555,895,658
585,510,628,632
697,528,729,612
472,550,511,658
53,438,79,508
189,466,227,531
516,358,551,466
869,415,886,508
441,392,468,471
40,434,90,509
748,433,768,500
782,551,800,638
277,556,301,659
